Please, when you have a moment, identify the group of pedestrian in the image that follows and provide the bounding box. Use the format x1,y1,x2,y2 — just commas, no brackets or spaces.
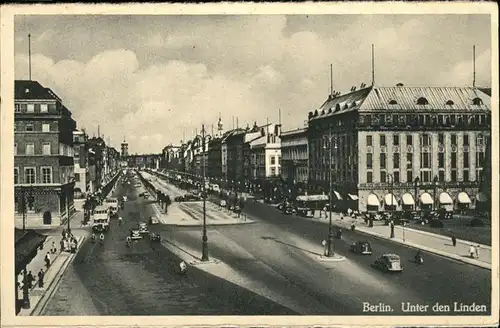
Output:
468,244,481,259
60,229,78,253
18,268,45,291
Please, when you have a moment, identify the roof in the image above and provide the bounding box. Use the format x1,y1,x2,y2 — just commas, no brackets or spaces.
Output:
280,127,307,137
360,86,490,112
15,80,61,101
310,86,373,120
478,87,491,96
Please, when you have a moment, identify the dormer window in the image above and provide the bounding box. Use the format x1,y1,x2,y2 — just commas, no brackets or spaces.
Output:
445,100,454,106
328,108,332,114
472,97,483,105
344,103,349,110
417,97,429,105
335,104,341,112
389,100,398,105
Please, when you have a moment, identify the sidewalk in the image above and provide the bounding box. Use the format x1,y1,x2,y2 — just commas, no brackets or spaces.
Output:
306,211,492,270
18,234,85,316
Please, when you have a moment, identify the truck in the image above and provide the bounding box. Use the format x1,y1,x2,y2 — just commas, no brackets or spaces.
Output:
105,197,119,217
92,205,111,232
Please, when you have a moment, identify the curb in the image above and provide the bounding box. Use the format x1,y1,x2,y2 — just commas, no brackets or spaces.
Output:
30,236,86,316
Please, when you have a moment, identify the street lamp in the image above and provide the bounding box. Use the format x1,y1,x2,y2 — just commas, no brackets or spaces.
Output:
387,173,394,213
414,177,420,212
322,126,337,257
201,124,209,262
433,175,439,211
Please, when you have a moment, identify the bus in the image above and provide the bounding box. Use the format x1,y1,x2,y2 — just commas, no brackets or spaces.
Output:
92,205,111,232
105,197,119,216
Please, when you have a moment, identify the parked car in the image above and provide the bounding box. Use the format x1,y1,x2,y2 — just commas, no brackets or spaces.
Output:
350,241,373,255
372,254,403,272
149,216,160,225
149,232,161,242
130,229,142,240
138,222,149,234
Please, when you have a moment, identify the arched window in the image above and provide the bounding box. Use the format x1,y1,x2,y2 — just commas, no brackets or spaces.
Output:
328,108,333,114
389,100,398,105
445,100,454,106
335,104,341,112
344,103,349,110
321,109,325,115
417,97,429,105
472,97,483,105
351,102,356,108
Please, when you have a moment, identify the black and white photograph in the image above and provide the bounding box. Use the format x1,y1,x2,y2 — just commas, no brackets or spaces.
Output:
1,2,498,327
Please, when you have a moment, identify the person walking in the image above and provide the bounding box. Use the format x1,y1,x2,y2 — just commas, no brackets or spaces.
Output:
451,234,457,247
51,241,57,254
44,253,51,269
469,245,476,258
27,271,34,289
37,269,45,288
475,245,480,259
60,238,65,252
390,220,395,238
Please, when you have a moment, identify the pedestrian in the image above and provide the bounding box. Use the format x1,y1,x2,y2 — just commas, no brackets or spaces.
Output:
27,271,34,289
451,234,457,247
475,245,480,259
469,245,476,258
44,253,51,268
38,269,44,288
60,238,65,252
51,241,57,254
62,228,66,239
322,239,328,256
390,220,395,238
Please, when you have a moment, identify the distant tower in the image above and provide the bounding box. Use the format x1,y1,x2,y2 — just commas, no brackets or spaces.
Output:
121,137,129,158
217,113,224,137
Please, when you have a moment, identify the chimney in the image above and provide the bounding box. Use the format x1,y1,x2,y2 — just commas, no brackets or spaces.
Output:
274,124,281,136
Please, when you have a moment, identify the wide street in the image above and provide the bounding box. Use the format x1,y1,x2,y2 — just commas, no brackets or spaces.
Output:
42,170,491,315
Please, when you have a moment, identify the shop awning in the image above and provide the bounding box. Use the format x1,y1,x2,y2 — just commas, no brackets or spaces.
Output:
348,193,359,201
419,192,433,205
476,192,488,203
384,194,398,207
367,194,381,208
457,192,471,204
401,193,415,205
333,191,343,200
15,229,47,275
439,192,453,205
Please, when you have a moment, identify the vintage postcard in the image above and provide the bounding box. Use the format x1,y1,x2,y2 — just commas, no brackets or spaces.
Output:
0,2,498,327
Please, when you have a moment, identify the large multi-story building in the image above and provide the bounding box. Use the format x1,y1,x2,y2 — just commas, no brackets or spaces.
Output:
280,127,308,187
248,124,282,180
73,129,89,198
14,80,76,228
161,144,183,172
308,84,491,212
87,136,106,191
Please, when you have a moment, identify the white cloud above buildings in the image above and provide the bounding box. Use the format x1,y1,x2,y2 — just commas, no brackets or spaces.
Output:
14,14,491,154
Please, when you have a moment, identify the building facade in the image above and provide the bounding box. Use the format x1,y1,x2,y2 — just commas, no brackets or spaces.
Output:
14,80,76,228
308,85,491,212
73,129,89,198
280,128,308,186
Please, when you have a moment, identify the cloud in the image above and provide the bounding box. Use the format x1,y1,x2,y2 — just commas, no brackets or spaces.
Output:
14,15,491,153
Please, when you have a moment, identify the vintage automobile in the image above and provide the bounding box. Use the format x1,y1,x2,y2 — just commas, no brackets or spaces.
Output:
149,216,160,225
372,254,403,272
350,241,373,255
149,232,161,242
138,222,149,234
130,229,142,240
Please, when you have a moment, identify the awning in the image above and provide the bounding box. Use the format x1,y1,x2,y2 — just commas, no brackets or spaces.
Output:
419,192,433,205
476,192,488,203
457,192,471,204
15,229,47,275
439,192,453,205
367,194,381,208
348,193,359,201
384,194,397,207
333,191,343,200
401,193,415,206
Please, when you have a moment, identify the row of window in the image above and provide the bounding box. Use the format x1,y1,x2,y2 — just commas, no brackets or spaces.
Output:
15,103,53,113
14,122,53,132
14,142,74,156
14,167,53,184
365,168,484,184
366,151,485,170
366,133,485,147
359,113,490,127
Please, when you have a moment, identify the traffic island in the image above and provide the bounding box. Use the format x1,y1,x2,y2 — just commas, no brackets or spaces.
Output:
317,254,346,262
189,259,221,266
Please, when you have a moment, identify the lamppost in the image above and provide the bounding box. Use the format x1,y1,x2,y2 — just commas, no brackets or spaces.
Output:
414,177,420,212
67,177,76,232
322,127,337,257
433,175,439,211
387,174,394,213
201,124,209,262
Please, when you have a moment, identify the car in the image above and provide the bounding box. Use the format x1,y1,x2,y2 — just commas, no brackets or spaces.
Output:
130,229,142,240
138,222,149,234
149,216,160,225
123,196,128,202
149,232,161,242
372,254,403,272
350,241,373,255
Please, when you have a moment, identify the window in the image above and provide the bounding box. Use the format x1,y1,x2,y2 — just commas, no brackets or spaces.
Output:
380,135,386,146
41,167,52,183
270,167,276,176
477,152,485,168
380,153,386,169
421,153,431,169
445,100,454,106
367,153,372,169
450,115,456,126
406,135,413,146
26,143,35,155
393,171,400,183
367,171,373,183
463,135,469,146
389,100,397,105
472,97,483,105
270,156,275,165
15,104,21,113
393,153,400,169
464,152,469,168
24,167,35,184
451,153,457,168
407,153,413,169
438,115,444,126
366,135,373,147
420,171,431,182
407,170,413,182
417,97,429,105
40,104,48,113
451,170,457,182
26,194,35,212
393,134,399,146
438,153,444,168
27,104,35,112
422,134,431,146
42,123,50,132
438,170,445,182
14,168,19,184
380,170,387,183
451,134,457,145
463,169,469,182
477,133,484,146
438,133,444,145
42,143,51,155
26,124,34,132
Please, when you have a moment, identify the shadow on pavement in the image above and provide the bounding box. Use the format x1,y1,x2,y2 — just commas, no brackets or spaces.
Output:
261,236,322,256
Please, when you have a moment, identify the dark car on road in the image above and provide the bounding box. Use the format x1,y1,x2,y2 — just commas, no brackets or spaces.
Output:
350,241,373,255
372,254,403,272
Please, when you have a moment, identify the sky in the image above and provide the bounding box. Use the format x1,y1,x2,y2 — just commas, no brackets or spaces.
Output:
14,14,491,154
